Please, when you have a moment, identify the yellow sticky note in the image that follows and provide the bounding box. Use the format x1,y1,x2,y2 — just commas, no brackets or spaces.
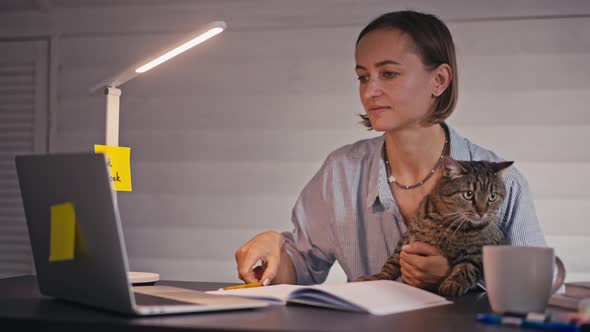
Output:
94,144,132,192
49,202,76,262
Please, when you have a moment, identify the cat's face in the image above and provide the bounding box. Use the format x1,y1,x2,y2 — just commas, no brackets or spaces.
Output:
433,158,513,231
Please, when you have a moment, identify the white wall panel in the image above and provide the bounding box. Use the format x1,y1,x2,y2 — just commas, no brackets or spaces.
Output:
546,236,590,279
119,193,297,229
451,126,590,162
124,228,268,261
517,163,590,200
536,200,590,236
129,161,322,196
452,89,590,126
451,17,590,56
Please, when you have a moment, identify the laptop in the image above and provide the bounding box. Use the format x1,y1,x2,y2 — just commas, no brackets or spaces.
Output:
15,152,268,315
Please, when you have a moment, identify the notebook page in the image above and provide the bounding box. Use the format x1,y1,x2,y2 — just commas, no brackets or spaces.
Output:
305,280,451,315
207,284,303,304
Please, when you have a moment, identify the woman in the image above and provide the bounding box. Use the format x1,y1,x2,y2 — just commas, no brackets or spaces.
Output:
234,11,545,290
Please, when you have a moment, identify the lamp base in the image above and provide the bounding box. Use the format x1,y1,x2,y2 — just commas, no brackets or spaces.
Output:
128,271,160,286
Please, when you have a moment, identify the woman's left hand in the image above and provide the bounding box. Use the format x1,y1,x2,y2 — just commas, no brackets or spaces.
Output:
399,242,450,291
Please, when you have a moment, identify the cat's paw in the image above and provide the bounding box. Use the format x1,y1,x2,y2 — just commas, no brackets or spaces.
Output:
438,280,468,298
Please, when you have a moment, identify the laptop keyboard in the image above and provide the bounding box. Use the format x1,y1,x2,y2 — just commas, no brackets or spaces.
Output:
134,292,201,306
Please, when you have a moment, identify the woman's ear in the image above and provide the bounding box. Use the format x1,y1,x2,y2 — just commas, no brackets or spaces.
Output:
432,63,452,97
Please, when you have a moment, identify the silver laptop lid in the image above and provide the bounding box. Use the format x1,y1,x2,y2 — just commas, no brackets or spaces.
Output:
16,153,136,313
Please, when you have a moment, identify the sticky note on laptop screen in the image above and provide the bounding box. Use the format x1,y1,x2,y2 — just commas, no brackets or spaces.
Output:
49,202,76,262
94,144,132,192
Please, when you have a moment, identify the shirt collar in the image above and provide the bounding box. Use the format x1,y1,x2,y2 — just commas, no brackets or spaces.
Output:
366,123,471,209
366,135,386,209
448,124,472,161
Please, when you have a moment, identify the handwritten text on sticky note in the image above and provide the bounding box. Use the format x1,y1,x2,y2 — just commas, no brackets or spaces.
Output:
49,202,76,262
94,144,132,192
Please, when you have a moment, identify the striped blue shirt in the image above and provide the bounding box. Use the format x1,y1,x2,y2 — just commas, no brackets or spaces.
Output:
282,124,546,285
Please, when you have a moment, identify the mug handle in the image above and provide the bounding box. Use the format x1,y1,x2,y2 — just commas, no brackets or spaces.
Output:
551,256,566,294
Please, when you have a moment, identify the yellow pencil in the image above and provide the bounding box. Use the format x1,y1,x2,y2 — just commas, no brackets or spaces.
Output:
220,282,263,291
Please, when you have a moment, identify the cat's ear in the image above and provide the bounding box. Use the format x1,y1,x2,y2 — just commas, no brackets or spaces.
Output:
443,157,467,179
491,161,514,177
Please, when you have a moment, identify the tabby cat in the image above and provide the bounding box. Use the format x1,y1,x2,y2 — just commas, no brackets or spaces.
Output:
356,157,513,297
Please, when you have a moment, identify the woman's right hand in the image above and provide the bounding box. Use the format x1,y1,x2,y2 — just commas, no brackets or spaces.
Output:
235,231,285,285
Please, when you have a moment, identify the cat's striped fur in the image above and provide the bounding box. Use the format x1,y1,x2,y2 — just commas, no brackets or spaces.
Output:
356,157,511,297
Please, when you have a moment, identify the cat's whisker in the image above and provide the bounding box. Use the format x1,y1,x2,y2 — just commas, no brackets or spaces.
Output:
441,212,463,219
440,214,459,228
445,213,466,226
440,212,464,227
443,216,462,234
448,222,463,244
449,217,469,244
442,216,465,242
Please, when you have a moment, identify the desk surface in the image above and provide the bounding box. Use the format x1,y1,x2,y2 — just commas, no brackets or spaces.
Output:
0,276,576,332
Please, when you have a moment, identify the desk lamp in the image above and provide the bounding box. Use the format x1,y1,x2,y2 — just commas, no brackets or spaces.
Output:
88,21,226,284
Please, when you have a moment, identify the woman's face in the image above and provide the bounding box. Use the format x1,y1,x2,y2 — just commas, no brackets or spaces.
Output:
355,28,437,132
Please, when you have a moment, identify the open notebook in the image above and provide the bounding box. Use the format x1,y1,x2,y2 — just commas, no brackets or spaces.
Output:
207,280,451,316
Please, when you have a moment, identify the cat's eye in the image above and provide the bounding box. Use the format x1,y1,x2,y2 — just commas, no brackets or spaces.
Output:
489,192,498,202
462,191,474,200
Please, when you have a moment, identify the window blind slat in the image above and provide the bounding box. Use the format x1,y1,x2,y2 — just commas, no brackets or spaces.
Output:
0,76,34,85
0,209,26,219
0,104,35,111
0,64,35,76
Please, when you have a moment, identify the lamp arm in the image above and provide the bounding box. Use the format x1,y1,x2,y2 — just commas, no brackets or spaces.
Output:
89,20,227,95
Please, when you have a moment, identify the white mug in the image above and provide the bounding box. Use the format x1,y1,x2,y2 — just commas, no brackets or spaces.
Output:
483,245,566,313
